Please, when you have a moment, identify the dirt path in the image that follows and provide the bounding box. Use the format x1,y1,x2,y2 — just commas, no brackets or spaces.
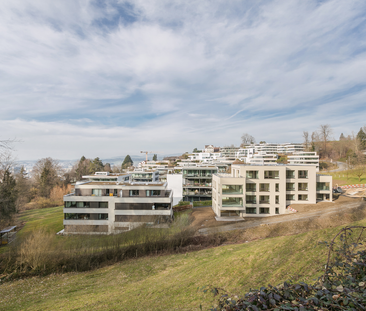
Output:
195,196,364,235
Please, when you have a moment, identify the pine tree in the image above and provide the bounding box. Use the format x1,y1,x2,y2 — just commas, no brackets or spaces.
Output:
152,154,158,161
357,128,366,150
122,155,133,169
0,168,18,221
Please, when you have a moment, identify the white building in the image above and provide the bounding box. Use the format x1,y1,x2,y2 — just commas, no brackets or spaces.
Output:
287,152,319,172
63,172,173,234
212,164,332,218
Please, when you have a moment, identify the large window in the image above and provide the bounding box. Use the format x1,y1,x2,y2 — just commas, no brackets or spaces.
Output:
246,171,258,179
275,183,279,192
246,207,256,214
286,183,295,191
298,183,308,191
264,171,279,179
99,202,108,208
259,208,270,214
259,183,270,192
222,197,243,207
286,194,295,200
64,213,90,220
275,195,279,204
129,190,139,196
65,202,90,208
98,213,108,220
286,170,295,179
246,195,256,204
246,183,256,192
222,185,243,194
298,170,308,179
259,195,270,204
146,190,161,196
298,194,308,201
106,189,118,196
317,182,330,191
92,189,102,196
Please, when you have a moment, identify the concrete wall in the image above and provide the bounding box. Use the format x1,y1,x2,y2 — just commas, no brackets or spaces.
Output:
167,174,183,206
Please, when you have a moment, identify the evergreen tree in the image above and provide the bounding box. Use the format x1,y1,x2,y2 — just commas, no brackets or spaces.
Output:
122,155,133,169
33,158,62,198
357,128,366,150
88,157,104,174
339,133,345,140
75,156,90,180
152,154,158,161
0,168,18,221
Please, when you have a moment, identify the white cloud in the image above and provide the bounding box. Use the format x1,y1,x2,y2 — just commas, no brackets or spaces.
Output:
0,0,365,159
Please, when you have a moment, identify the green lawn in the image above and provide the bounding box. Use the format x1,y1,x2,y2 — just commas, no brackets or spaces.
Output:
329,170,366,186
1,218,366,310
17,206,64,238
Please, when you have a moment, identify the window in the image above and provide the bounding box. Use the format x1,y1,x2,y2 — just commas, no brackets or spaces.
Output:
99,202,108,208
146,190,161,196
275,195,279,204
264,171,279,179
286,170,295,179
298,194,308,201
129,190,139,196
92,189,102,196
259,183,270,192
222,185,243,194
317,193,324,200
246,207,256,214
298,183,308,191
317,182,330,191
246,195,256,204
275,208,279,214
65,201,77,208
259,195,270,204
286,194,295,200
64,213,90,220
298,170,308,179
275,183,279,192
286,183,295,191
98,213,108,220
106,189,118,196
246,183,256,192
260,208,270,214
246,171,258,179
222,197,243,207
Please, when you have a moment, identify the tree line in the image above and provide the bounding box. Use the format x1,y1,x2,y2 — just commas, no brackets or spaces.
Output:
0,145,135,228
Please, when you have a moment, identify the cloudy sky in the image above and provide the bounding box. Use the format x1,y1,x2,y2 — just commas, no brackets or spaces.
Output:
1,0,366,161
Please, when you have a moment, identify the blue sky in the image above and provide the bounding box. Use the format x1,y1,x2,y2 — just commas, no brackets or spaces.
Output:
1,0,366,160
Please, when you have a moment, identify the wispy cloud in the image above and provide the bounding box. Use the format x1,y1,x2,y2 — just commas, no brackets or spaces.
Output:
0,0,366,159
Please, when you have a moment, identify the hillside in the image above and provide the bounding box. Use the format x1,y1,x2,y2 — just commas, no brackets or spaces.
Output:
1,216,366,310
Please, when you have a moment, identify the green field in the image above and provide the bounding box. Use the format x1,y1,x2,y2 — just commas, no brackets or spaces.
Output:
329,170,366,186
1,206,366,310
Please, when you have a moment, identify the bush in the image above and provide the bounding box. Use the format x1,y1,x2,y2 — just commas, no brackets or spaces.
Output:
203,226,366,310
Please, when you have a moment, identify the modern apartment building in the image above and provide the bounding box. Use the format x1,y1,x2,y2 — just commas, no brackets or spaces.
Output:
212,164,332,218
181,166,218,202
287,152,320,171
63,173,173,234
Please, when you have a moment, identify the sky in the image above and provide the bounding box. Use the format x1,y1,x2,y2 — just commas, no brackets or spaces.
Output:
1,0,366,161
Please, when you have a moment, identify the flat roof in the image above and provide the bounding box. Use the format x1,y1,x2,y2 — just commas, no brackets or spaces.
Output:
0,226,16,234
77,181,166,186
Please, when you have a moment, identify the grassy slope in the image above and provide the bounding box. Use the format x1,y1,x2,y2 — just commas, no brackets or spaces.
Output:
329,170,366,186
2,217,366,311
17,206,64,238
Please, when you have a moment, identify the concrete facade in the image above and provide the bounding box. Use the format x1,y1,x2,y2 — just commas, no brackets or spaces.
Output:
212,164,332,218
63,178,173,234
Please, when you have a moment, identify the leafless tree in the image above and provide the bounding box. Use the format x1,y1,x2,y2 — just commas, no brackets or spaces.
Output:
319,124,333,156
303,131,310,151
240,133,256,147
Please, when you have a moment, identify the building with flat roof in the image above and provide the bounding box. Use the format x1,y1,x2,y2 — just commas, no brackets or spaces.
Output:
212,164,332,218
63,173,173,234
287,151,319,171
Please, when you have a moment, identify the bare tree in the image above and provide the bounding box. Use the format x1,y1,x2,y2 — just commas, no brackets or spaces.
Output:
311,131,319,152
303,131,310,151
241,133,255,147
319,124,333,156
